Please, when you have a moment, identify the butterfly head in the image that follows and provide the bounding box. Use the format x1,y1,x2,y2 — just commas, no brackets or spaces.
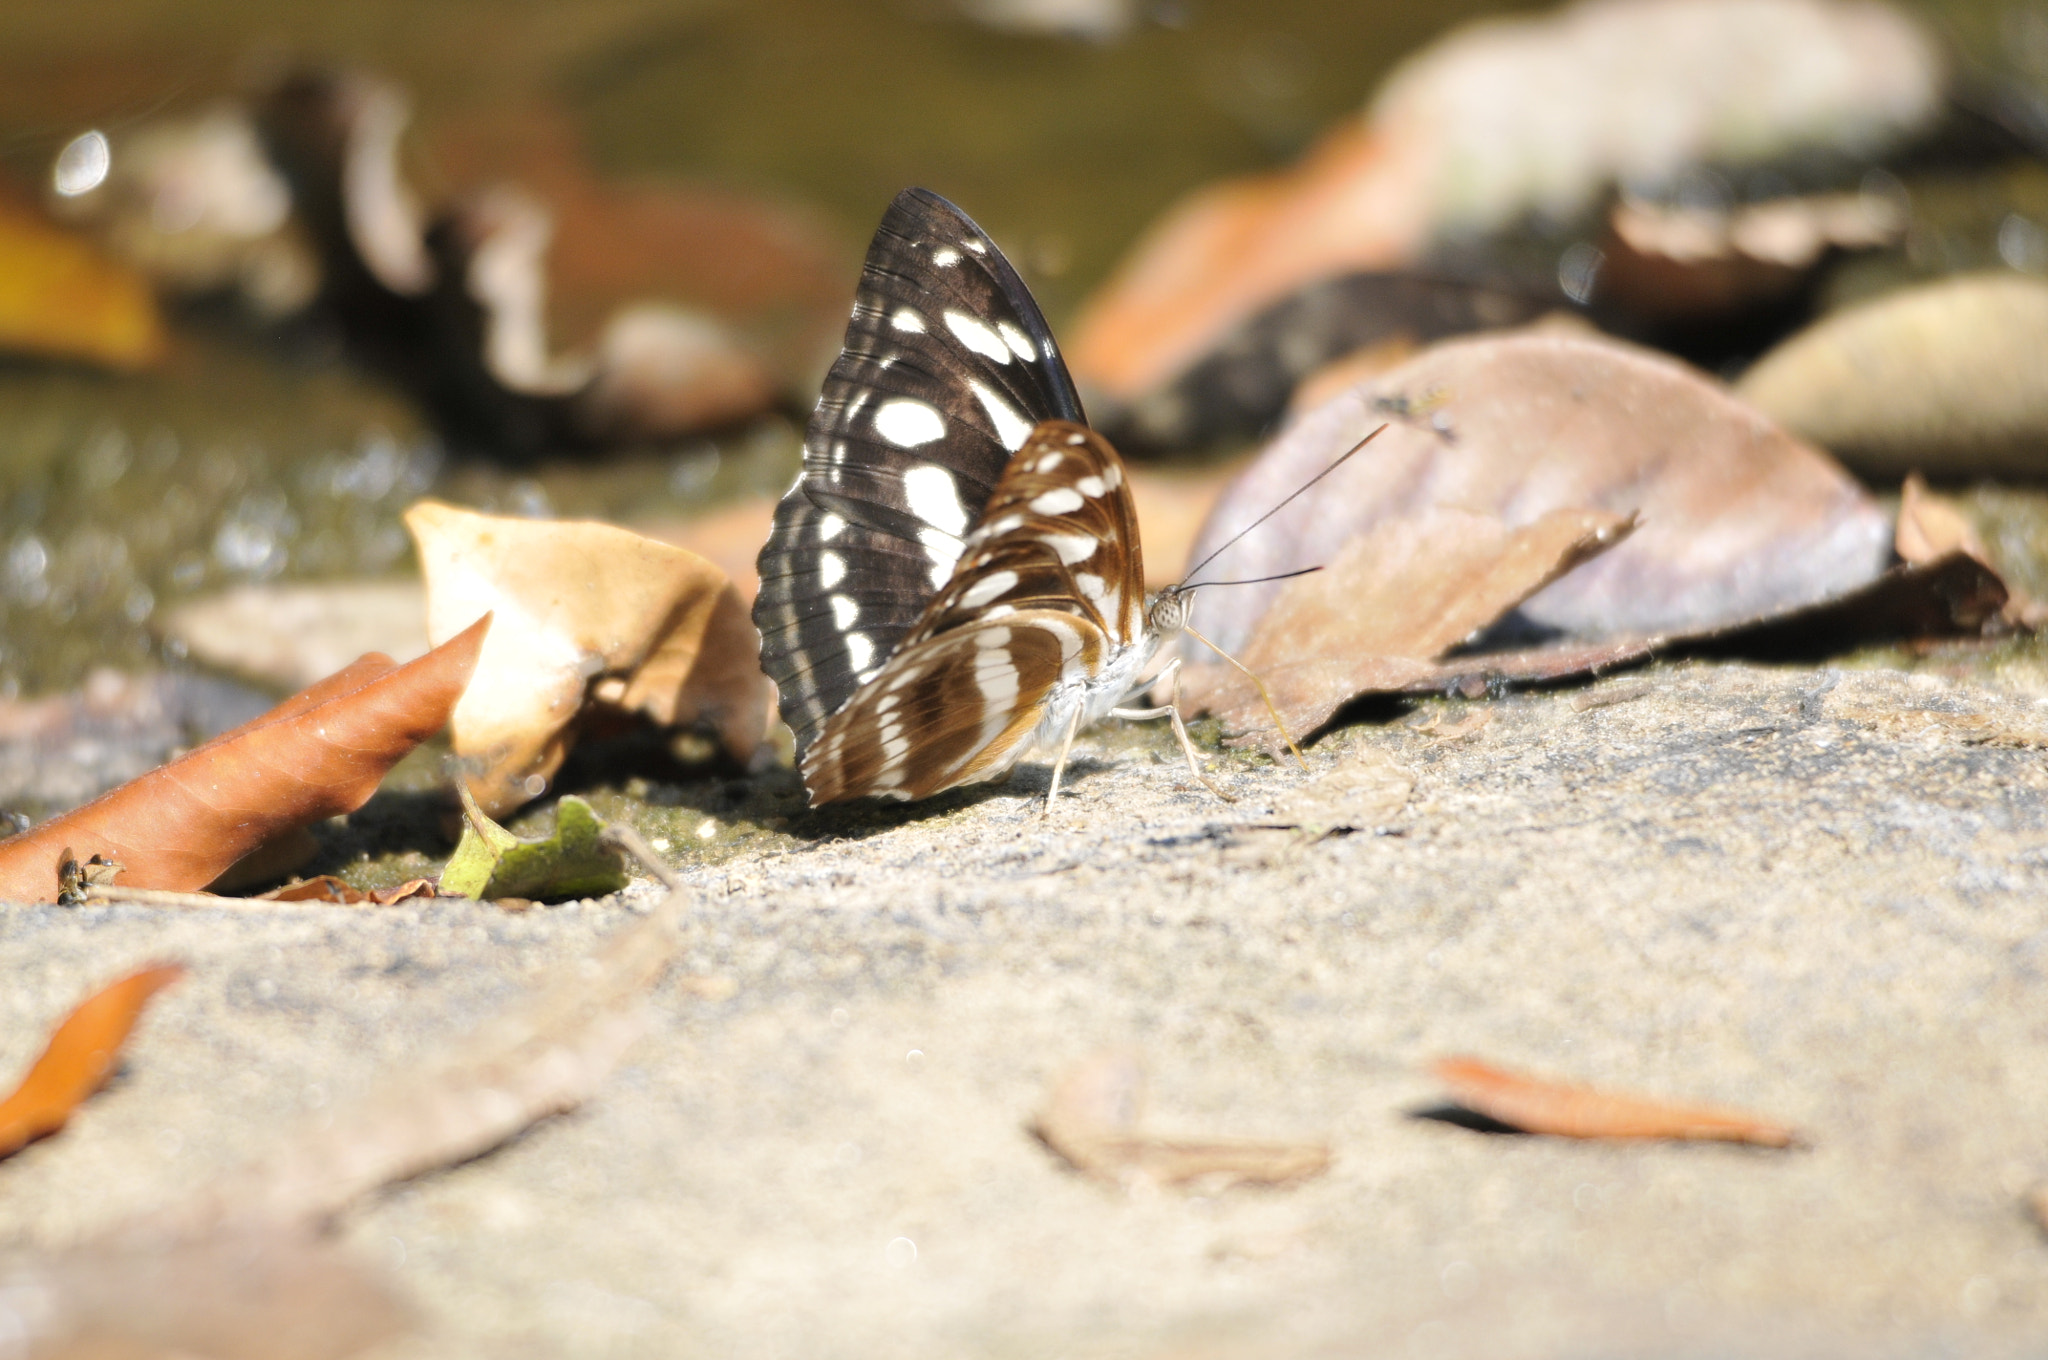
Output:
1146,584,1195,639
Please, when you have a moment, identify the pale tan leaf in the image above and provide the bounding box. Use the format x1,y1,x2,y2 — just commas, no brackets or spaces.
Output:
1034,1051,1330,1191
407,500,770,814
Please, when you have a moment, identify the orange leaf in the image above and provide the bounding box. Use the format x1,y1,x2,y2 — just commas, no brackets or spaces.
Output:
0,617,488,902
1431,1057,1801,1148
0,963,185,1159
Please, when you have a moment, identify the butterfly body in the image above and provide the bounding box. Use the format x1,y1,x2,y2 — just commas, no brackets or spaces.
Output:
755,189,1214,809
799,419,1184,805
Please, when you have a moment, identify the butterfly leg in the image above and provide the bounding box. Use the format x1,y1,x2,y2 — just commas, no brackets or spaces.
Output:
1110,660,1235,804
1041,704,1084,813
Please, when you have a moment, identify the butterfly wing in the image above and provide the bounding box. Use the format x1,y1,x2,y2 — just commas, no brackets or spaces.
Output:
754,187,1085,758
802,421,1149,804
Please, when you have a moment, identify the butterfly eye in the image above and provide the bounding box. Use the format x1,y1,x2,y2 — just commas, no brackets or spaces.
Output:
1149,591,1190,634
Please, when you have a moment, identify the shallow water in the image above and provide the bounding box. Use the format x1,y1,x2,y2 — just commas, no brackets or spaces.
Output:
0,0,2041,697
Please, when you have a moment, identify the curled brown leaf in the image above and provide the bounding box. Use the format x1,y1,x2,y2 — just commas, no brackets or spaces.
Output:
0,619,487,902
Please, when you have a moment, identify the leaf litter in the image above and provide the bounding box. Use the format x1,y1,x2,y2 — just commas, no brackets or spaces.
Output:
1179,331,2027,747
0,618,489,903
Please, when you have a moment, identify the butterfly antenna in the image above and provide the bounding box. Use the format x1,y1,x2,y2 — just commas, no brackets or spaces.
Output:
1178,424,1387,588
1183,623,1307,771
1186,565,1324,590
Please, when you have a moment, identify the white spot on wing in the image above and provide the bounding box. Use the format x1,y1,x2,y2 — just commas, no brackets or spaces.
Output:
830,594,859,629
1065,431,1087,445
1075,572,1107,600
969,381,1034,452
1040,532,1098,564
844,633,875,672
818,551,846,587
932,246,960,267
1030,487,1084,516
891,307,927,334
874,399,946,448
976,627,1013,649
1076,475,1106,498
959,570,1019,609
818,513,847,541
975,652,1020,704
997,321,1037,363
1034,453,1062,473
964,239,987,254
917,527,962,590
945,311,1010,363
903,464,970,536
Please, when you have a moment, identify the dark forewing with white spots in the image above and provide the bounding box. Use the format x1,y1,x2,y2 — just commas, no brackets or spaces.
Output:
754,187,1085,758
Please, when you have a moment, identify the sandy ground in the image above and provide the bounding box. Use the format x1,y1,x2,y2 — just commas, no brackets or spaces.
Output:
6,658,2048,1358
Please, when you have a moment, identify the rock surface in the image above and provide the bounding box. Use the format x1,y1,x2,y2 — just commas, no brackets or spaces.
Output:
5,659,2048,1356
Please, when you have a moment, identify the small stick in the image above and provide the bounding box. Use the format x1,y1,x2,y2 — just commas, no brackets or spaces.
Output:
81,886,281,911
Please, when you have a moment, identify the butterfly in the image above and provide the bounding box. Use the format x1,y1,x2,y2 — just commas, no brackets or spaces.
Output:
753,187,1281,810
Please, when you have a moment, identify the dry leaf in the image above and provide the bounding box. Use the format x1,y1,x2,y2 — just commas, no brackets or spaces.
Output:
1897,474,2043,628
0,963,184,1159
1189,505,1634,741
0,203,167,369
256,876,438,905
1033,1051,1330,1191
407,500,769,815
1186,332,1892,658
1,1226,412,1360
0,619,487,902
1430,1056,1801,1147
1068,0,1940,406
1738,273,2048,480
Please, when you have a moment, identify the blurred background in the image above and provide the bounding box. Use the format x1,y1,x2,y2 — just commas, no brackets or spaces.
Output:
0,0,2040,702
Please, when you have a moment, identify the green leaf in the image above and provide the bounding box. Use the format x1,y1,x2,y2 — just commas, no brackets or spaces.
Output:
479,795,628,902
439,779,521,899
